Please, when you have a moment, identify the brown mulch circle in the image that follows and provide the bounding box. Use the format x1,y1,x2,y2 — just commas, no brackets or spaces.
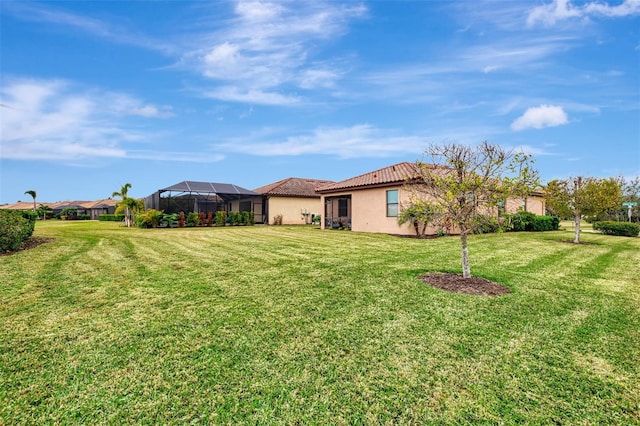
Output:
418,272,510,296
0,237,55,256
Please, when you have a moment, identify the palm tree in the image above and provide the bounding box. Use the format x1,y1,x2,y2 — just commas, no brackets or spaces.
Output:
112,183,133,227
24,190,37,211
114,197,144,227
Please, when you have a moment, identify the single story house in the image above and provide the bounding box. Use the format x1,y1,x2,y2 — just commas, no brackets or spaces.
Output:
253,177,334,225
315,162,546,236
1,199,117,220
143,181,263,221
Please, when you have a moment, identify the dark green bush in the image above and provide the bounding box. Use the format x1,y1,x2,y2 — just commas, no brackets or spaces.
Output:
530,215,559,231
99,214,125,222
593,221,639,237
228,211,240,225
506,211,537,231
503,212,559,232
0,210,36,252
77,214,91,220
472,214,502,234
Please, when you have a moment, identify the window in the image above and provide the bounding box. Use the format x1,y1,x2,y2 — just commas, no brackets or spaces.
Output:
387,190,398,217
239,201,252,212
338,198,348,217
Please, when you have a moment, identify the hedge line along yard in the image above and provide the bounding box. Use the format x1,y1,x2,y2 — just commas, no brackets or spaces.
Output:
1,221,639,424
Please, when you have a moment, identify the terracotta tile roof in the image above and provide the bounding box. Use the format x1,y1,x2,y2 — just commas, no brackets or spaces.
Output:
316,162,421,193
1,199,119,210
0,201,35,210
254,177,335,198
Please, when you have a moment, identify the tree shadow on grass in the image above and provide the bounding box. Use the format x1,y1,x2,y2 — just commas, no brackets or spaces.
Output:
0,237,55,256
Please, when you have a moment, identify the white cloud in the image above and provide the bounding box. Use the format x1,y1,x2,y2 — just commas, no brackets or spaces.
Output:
584,0,640,17
0,77,190,162
511,105,569,131
186,1,366,103
214,124,425,158
202,86,301,106
2,1,174,53
527,0,640,27
127,151,225,163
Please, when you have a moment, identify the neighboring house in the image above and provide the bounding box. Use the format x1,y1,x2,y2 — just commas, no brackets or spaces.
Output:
0,201,36,210
1,199,117,219
143,181,263,221
253,177,334,225
315,162,546,235
49,200,118,219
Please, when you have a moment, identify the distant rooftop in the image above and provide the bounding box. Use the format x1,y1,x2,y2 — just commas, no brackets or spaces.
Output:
254,177,334,198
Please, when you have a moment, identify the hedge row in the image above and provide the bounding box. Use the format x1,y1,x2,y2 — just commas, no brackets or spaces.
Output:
503,212,560,232
99,214,125,222
0,210,37,252
593,221,640,237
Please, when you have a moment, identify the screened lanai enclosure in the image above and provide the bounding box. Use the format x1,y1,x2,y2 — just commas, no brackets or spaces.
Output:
144,181,265,223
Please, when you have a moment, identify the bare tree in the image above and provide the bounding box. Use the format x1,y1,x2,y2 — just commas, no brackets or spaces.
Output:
407,141,538,278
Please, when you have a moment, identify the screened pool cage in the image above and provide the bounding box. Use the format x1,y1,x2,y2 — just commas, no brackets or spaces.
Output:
144,181,265,223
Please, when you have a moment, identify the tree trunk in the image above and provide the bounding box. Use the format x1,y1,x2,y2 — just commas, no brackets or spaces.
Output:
573,213,581,244
460,230,471,278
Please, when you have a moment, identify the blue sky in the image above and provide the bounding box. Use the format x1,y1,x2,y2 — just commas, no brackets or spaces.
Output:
1,0,638,204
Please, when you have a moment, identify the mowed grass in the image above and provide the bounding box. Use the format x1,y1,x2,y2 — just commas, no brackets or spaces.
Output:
1,221,639,424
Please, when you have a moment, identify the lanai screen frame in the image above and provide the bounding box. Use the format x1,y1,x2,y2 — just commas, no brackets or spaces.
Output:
152,181,261,217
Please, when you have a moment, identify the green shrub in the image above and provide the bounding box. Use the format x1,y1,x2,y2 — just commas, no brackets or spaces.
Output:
504,211,536,231
593,221,639,237
502,212,559,232
99,214,125,222
77,214,91,220
228,211,240,226
135,209,164,228
472,214,502,234
186,212,200,227
161,213,179,228
530,215,560,231
0,210,36,252
60,207,78,220
241,211,250,225
215,211,226,227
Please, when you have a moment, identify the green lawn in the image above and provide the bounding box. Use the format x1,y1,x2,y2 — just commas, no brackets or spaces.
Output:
1,221,639,424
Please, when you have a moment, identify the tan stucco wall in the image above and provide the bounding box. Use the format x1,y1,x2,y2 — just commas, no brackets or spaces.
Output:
505,195,546,215
322,188,547,235
322,186,438,235
266,196,323,225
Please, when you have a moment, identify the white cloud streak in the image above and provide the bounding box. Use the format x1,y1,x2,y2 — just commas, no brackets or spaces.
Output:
185,0,367,105
0,77,191,162
215,124,425,158
511,105,569,131
527,0,640,27
1,1,174,53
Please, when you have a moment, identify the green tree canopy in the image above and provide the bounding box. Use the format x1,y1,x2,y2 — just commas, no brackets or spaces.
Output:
546,176,622,243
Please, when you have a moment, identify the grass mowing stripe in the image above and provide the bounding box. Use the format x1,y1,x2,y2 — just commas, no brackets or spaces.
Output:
1,221,638,424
